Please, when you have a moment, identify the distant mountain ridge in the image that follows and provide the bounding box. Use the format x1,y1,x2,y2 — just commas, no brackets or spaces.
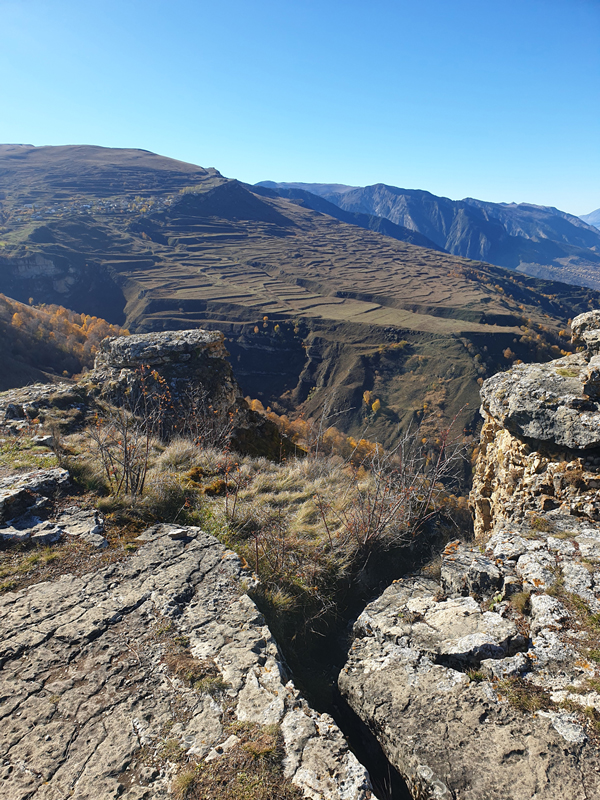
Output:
581,208,600,230
3,143,600,447
252,183,445,251
258,181,600,290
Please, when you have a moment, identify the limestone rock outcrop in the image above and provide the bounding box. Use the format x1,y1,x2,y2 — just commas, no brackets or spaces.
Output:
0,524,374,799
0,328,289,457
85,328,290,457
339,311,600,799
340,523,600,799
472,311,600,538
89,329,241,413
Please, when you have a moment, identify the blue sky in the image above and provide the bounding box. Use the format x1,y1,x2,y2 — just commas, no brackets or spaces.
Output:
1,0,598,214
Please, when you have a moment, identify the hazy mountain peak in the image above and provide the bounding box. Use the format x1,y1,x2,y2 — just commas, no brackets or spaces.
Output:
581,208,600,230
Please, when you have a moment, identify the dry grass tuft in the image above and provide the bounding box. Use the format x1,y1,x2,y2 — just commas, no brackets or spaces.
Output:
170,722,302,800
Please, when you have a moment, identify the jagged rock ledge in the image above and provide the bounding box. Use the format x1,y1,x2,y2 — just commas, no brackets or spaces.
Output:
0,524,375,799
472,310,600,537
338,311,600,799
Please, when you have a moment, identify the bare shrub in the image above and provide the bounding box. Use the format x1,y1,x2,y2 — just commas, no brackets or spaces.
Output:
89,403,156,497
314,423,464,557
171,385,235,450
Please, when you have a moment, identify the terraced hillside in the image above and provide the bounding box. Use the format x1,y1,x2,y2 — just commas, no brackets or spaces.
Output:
1,144,599,444
261,181,600,290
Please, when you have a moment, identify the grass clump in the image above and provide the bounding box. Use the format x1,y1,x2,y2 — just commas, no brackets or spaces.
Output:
497,678,551,712
530,516,552,533
466,669,486,683
588,649,600,663
170,722,302,800
509,591,531,616
163,652,229,696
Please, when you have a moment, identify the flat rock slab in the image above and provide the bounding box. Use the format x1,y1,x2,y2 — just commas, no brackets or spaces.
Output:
0,524,373,800
0,468,70,525
55,507,105,537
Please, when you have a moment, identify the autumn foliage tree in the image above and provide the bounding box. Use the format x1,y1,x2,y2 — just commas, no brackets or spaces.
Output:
0,293,128,378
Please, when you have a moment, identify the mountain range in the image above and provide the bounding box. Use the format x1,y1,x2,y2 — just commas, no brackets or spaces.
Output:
1,144,599,445
258,181,600,290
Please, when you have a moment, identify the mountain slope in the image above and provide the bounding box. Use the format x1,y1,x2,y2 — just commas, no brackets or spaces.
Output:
259,181,600,290
252,184,445,250
1,144,599,445
581,208,600,230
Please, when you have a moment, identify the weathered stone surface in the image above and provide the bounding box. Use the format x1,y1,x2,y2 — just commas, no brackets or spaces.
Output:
0,524,373,800
341,315,600,799
0,382,84,432
0,468,69,525
440,541,502,597
479,353,600,449
55,507,105,537
340,552,600,799
571,310,600,347
93,329,225,369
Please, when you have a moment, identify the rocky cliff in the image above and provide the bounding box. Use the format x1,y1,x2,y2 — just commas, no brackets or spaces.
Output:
88,328,243,420
0,328,379,799
339,311,600,799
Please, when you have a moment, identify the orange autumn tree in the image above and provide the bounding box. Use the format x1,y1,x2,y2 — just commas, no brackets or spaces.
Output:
0,293,129,378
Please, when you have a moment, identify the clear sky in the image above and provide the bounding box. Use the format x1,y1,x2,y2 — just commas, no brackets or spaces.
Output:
1,0,598,215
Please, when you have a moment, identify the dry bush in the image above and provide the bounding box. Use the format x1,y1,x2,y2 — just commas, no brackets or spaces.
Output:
213,426,463,619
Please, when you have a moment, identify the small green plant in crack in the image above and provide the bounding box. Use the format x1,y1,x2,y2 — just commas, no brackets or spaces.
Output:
556,368,580,378
466,669,486,683
486,592,503,612
154,620,175,637
497,678,551,712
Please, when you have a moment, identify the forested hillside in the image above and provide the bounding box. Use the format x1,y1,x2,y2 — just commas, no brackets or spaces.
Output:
0,293,128,390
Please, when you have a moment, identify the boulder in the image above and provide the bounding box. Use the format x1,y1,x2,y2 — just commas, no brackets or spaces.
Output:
571,310,600,347
479,354,600,449
0,468,69,525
